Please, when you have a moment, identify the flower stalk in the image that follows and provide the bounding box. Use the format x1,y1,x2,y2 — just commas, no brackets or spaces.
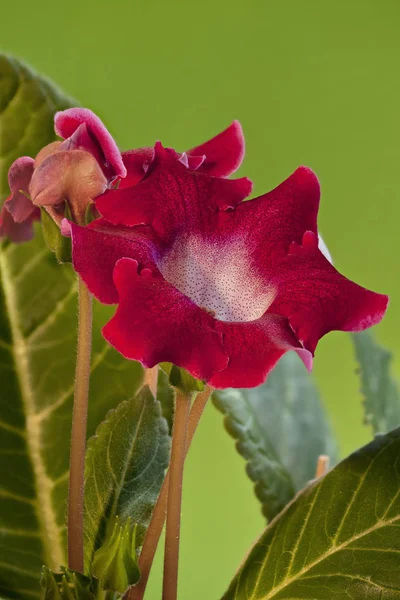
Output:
127,385,213,600
142,365,159,397
162,388,191,600
67,276,93,572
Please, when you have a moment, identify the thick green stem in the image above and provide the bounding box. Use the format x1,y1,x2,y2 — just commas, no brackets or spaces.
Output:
67,276,93,572
162,388,191,600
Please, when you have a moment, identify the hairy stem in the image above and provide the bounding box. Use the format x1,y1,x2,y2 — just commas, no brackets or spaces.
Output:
162,388,191,600
67,277,93,572
127,386,213,600
315,455,330,478
142,365,159,397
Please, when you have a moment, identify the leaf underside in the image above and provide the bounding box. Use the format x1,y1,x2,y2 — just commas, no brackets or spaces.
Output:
352,330,400,435
223,427,400,599
213,352,338,522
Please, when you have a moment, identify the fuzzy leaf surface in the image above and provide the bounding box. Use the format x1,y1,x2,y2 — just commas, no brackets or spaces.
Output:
83,387,170,571
223,427,400,599
352,331,400,434
213,352,337,521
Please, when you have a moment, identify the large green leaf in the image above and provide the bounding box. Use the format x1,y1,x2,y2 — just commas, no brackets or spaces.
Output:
0,54,74,203
213,352,338,521
0,56,144,599
83,387,170,572
223,427,400,599
352,331,400,434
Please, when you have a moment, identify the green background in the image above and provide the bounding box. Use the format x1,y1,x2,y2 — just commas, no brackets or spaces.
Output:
1,1,399,597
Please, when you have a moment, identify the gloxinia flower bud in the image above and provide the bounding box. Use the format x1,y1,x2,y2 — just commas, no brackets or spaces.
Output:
91,517,140,594
30,148,107,224
0,107,125,243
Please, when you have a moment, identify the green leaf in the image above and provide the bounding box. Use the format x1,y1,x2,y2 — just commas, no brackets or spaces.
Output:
91,517,140,593
83,386,170,572
41,207,72,263
213,352,338,521
161,362,204,394
223,427,400,599
0,54,74,203
0,56,144,599
352,330,400,434
41,566,95,600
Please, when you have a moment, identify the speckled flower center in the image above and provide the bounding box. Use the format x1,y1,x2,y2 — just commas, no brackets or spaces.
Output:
159,235,276,322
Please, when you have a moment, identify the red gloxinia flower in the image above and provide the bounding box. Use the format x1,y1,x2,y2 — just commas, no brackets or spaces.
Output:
0,108,126,242
67,143,388,388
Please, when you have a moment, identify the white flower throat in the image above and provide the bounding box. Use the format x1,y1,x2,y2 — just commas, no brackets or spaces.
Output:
159,235,276,322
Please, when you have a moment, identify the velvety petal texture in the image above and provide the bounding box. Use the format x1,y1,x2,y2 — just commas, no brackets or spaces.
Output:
54,108,127,180
268,231,388,353
70,143,388,388
118,120,244,188
96,143,252,244
120,148,155,188
69,220,160,303
0,203,39,243
209,315,310,388
187,120,244,177
30,150,107,222
6,157,36,222
0,157,39,243
103,258,229,381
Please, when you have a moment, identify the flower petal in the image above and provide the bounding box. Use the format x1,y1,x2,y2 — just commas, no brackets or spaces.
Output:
54,108,126,179
96,143,252,241
210,314,310,388
187,121,245,177
185,153,206,170
217,166,320,261
69,220,160,303
269,231,389,353
6,157,36,223
58,123,104,168
119,147,155,189
103,257,229,379
30,150,107,221
0,204,39,243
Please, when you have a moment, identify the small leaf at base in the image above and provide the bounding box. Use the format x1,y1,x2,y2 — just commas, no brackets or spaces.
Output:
92,516,140,593
41,567,95,600
84,386,170,572
161,362,204,394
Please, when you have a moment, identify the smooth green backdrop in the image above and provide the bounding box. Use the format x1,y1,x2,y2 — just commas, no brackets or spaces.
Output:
2,1,399,598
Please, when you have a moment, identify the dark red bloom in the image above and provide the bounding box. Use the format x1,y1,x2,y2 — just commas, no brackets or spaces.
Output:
68,143,388,388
